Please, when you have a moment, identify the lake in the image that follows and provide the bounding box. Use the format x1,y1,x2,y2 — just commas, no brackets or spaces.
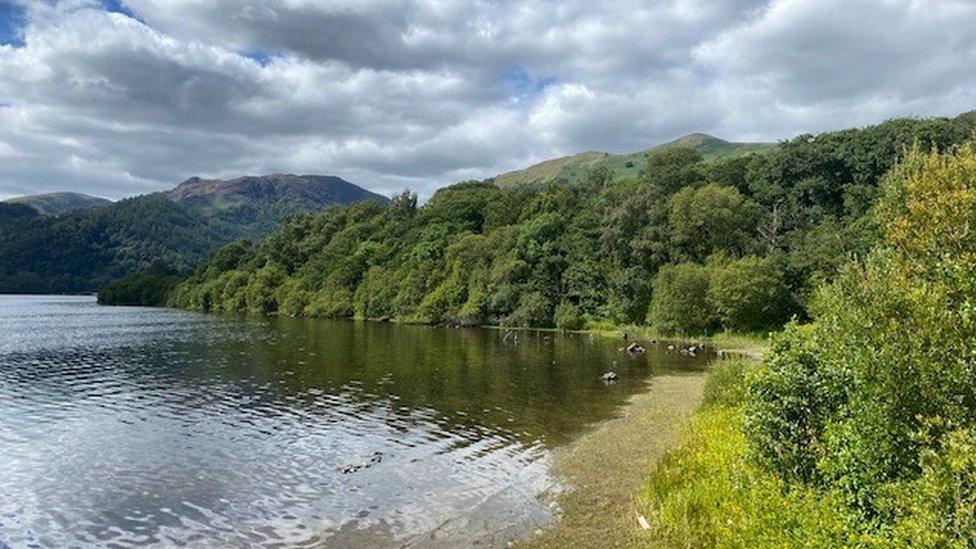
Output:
0,295,708,547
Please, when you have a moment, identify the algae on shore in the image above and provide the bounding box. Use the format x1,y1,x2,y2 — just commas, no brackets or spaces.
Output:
520,373,706,548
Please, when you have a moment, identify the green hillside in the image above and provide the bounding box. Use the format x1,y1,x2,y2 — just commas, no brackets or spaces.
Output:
0,175,388,294
167,174,388,239
0,195,229,293
491,133,775,188
171,111,975,330
4,191,112,216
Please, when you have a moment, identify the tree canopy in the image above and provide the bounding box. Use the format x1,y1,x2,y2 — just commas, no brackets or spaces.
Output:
171,111,976,334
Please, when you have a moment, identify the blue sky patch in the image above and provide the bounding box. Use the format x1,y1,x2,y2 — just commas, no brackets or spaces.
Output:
504,64,556,99
243,50,275,67
98,0,146,24
0,1,27,47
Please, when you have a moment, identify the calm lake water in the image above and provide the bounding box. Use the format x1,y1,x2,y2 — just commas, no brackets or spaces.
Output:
0,295,707,547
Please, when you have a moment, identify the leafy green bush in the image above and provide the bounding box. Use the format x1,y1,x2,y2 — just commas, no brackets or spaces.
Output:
647,262,717,335
506,291,552,328
708,255,794,332
553,300,585,330
702,358,753,408
744,324,842,484
882,427,976,547
639,405,859,548
745,144,976,520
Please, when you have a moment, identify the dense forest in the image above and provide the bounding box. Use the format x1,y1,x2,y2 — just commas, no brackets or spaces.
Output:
170,110,975,335
0,175,386,294
0,195,232,294
96,259,184,306
641,143,976,546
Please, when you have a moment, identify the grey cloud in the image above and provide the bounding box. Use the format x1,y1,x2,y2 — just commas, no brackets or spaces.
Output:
0,0,974,201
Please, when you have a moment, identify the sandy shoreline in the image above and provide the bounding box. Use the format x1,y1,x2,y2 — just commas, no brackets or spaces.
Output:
519,372,707,548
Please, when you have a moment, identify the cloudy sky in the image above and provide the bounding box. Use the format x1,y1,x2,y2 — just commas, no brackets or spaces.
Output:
0,0,974,200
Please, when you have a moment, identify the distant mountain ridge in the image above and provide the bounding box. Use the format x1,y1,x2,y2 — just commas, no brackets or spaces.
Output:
165,174,389,239
0,174,388,294
3,191,112,216
491,133,775,188
167,174,384,205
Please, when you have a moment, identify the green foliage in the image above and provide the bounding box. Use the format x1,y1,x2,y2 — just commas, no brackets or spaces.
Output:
0,195,228,294
0,177,385,294
97,259,183,306
702,358,754,408
506,291,552,328
642,146,703,193
744,324,841,484
0,202,40,228
170,111,974,342
741,144,976,532
647,262,717,335
553,300,585,330
640,404,861,548
668,183,760,262
645,141,976,549
881,427,976,547
708,255,794,332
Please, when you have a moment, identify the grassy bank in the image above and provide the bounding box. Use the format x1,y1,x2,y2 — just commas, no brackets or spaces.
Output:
636,356,976,547
634,358,863,547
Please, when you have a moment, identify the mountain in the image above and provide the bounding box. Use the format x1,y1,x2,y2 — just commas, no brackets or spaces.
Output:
0,174,388,294
3,191,112,216
491,133,775,188
166,174,389,238
0,203,40,227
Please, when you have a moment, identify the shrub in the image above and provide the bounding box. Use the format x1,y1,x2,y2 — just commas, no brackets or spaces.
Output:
708,255,793,332
744,324,843,485
744,144,976,521
702,358,753,408
506,291,552,328
647,262,717,335
639,406,859,548
883,427,976,547
553,300,584,330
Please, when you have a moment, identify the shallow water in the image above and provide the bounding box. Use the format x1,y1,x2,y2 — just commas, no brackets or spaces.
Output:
0,295,708,547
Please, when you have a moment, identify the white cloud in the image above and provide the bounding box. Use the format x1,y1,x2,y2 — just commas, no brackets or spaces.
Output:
0,0,973,200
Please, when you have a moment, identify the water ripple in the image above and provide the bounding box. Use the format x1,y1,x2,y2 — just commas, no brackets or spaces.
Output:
0,295,707,547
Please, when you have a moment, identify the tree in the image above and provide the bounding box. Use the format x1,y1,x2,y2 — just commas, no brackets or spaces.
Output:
647,262,717,335
668,184,760,262
643,146,703,194
708,256,793,332
747,144,976,520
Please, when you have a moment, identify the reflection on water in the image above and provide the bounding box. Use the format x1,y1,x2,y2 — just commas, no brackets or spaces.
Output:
0,295,708,547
